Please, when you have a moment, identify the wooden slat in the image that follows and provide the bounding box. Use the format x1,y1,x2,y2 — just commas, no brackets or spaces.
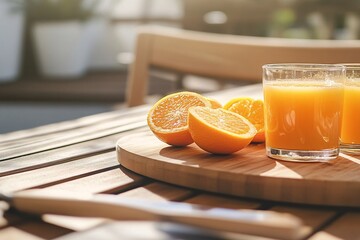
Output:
0,106,147,143
44,167,146,194
0,111,146,151
270,205,338,239
12,221,72,239
0,127,148,177
0,119,146,161
0,227,44,240
309,212,360,240
185,193,261,209
0,138,114,177
119,182,195,201
0,152,122,192
0,219,72,240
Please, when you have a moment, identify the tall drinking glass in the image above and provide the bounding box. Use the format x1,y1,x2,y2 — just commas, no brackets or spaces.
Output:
340,64,360,153
263,64,345,162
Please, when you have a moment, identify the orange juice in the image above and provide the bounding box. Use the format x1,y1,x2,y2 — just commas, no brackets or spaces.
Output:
264,81,343,150
341,83,360,144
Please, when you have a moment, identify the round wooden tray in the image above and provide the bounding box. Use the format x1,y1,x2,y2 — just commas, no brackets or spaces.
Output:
117,131,360,207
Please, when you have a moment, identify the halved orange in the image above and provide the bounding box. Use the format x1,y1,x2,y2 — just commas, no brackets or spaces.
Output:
224,97,265,142
188,106,257,154
147,92,212,146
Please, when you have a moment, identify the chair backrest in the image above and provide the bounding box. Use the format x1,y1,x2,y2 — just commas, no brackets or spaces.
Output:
126,26,360,107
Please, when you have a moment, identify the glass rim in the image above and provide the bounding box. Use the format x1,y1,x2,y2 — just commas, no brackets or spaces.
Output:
262,63,345,71
340,63,360,70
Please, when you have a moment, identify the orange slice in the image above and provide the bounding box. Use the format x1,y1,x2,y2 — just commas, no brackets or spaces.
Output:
188,106,257,154
147,92,212,146
206,97,222,109
224,97,265,142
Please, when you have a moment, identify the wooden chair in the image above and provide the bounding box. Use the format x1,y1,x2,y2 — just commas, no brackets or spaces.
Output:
126,26,360,107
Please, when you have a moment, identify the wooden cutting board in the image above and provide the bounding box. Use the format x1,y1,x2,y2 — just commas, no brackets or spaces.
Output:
117,131,360,207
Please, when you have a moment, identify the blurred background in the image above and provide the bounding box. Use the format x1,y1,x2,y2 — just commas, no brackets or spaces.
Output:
0,0,359,133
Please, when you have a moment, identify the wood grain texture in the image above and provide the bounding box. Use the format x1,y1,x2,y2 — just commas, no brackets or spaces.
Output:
270,206,337,239
0,219,73,240
309,212,360,240
0,106,148,144
7,221,72,239
0,117,146,161
0,152,120,192
119,182,194,201
185,193,261,210
117,131,360,207
126,25,360,106
44,167,146,194
0,128,145,177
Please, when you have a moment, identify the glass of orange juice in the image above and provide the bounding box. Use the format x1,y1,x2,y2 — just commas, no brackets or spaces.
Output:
340,64,360,153
263,64,345,162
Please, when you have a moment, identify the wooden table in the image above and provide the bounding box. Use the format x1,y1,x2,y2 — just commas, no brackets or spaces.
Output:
0,84,359,240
